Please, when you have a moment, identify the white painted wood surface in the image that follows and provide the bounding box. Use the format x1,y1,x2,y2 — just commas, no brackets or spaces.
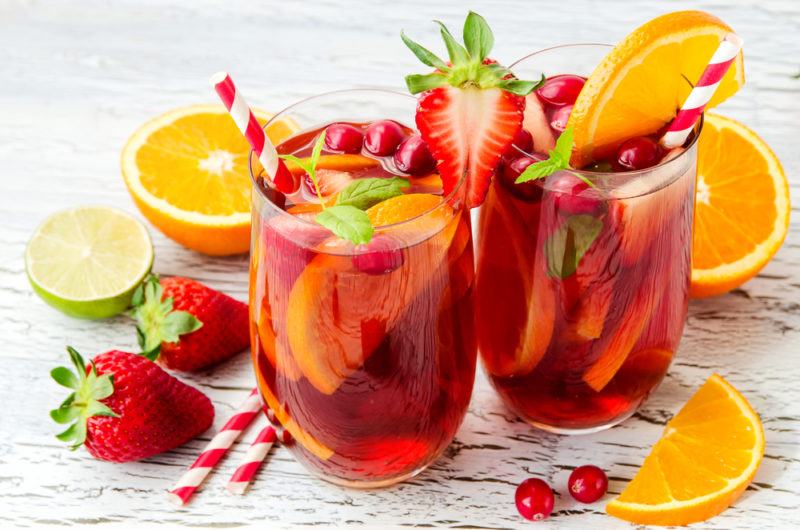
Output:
1,1,798,528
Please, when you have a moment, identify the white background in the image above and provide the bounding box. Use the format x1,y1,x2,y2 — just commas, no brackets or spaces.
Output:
0,1,798,528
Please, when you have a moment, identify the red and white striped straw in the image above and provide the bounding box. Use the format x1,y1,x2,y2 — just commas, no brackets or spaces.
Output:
660,33,743,148
168,389,262,506
226,425,277,495
210,71,299,193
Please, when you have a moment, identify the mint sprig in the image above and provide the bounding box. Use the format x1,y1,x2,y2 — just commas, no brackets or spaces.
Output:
516,127,586,184
279,132,327,204
545,215,603,279
401,11,543,97
280,136,413,245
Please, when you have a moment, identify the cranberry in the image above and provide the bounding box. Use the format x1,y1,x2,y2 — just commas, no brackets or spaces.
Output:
503,128,534,159
615,136,662,171
393,135,436,175
547,172,601,215
515,478,554,521
549,104,573,132
536,75,585,106
495,154,544,202
324,123,364,154
352,234,404,275
568,465,608,503
364,120,406,156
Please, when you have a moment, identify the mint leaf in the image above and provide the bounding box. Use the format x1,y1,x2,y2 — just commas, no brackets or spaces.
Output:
434,20,469,63
316,205,374,245
337,177,410,210
401,31,448,71
545,215,603,279
280,132,327,204
405,73,448,94
516,126,579,184
463,11,493,61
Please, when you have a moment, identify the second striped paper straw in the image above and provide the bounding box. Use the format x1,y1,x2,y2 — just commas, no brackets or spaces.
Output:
210,71,299,193
168,389,261,506
226,425,277,495
660,33,743,149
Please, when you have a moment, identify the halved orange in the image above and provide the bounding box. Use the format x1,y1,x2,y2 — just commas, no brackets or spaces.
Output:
121,104,298,255
568,10,745,167
607,374,765,526
691,113,790,297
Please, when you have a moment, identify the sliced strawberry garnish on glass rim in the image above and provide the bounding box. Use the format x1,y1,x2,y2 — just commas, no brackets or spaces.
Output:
402,12,543,208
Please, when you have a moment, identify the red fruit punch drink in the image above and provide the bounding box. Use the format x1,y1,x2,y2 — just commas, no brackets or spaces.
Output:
476,45,698,433
248,90,476,486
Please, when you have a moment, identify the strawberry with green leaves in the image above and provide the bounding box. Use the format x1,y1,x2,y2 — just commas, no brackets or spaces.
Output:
50,347,213,462
402,12,543,207
129,275,249,372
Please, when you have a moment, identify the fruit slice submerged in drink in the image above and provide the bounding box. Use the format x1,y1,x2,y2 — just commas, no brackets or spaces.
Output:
286,193,456,395
477,182,556,377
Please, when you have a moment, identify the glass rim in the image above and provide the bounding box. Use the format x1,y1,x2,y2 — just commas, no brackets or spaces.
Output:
509,42,702,199
249,88,469,232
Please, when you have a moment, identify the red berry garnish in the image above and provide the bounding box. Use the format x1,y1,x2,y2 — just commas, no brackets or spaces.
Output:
615,136,662,171
499,154,546,202
364,120,406,156
549,104,573,132
352,234,404,275
324,123,364,154
568,465,608,504
393,135,436,175
515,478,554,521
547,172,601,215
536,75,585,107
503,128,534,159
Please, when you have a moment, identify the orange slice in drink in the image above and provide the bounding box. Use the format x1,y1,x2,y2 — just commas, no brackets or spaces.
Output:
568,11,745,167
476,184,556,377
280,154,379,176
607,374,765,526
691,114,790,297
121,104,298,255
287,193,455,394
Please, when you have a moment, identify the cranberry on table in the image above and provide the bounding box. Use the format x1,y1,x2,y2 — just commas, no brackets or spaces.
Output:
394,134,436,175
568,465,608,503
615,136,663,171
547,172,601,215
536,74,586,107
515,478,555,521
352,234,404,275
549,104,573,132
364,120,406,156
324,123,364,154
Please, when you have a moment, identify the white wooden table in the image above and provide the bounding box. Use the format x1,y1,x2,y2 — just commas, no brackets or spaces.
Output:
1,1,798,528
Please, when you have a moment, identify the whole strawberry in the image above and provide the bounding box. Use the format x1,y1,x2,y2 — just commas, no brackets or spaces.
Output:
50,347,214,462
129,275,249,371
402,12,542,207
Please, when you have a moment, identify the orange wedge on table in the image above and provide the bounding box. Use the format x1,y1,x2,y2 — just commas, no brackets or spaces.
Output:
568,10,745,167
607,374,765,526
691,114,790,297
121,104,298,255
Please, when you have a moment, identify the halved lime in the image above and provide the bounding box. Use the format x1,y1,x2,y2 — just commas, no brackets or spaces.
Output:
25,206,154,319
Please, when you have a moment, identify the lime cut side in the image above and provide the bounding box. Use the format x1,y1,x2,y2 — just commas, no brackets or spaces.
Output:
25,206,154,319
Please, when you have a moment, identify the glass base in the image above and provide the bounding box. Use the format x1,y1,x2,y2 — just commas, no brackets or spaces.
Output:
304,463,427,490
526,408,637,435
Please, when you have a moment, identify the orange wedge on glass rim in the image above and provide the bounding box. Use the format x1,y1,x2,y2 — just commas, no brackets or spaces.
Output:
567,10,745,167
121,104,298,255
607,374,764,526
690,113,790,297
